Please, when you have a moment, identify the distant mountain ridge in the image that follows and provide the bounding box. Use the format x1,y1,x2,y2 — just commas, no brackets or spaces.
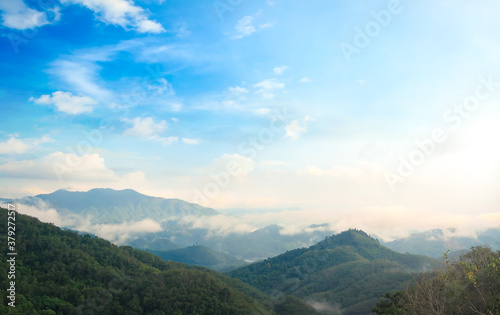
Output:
147,245,249,272
383,228,500,258
20,188,219,223
11,189,335,260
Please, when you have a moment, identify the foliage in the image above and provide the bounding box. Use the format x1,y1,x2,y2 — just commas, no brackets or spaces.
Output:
0,207,273,314
229,229,438,315
373,246,500,314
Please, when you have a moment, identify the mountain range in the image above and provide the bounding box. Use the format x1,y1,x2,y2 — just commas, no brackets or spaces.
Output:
383,228,500,258
11,189,334,261
7,188,499,265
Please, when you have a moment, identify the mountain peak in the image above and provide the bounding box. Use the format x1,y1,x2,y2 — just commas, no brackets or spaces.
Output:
312,228,379,250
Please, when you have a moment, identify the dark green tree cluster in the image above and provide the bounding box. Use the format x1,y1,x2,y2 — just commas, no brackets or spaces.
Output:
373,246,500,314
0,208,274,314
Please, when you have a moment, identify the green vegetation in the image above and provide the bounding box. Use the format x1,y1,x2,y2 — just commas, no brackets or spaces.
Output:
373,246,500,314
147,245,248,272
229,229,438,315
0,207,316,314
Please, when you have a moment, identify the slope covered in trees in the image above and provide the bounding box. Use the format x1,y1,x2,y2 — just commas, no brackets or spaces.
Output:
373,246,500,314
0,207,318,314
229,229,438,315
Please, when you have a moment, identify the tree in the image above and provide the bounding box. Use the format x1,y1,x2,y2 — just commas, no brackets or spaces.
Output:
373,246,500,315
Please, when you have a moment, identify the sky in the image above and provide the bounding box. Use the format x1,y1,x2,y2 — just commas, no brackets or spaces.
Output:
1,0,500,240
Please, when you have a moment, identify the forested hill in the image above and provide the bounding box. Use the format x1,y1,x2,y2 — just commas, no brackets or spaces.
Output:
0,207,319,314
229,229,439,315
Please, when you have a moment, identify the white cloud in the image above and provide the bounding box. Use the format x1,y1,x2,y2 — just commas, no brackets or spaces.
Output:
296,162,382,180
30,91,96,115
0,137,31,154
13,202,69,226
231,13,274,39
254,79,285,99
228,86,249,95
0,135,54,154
0,152,117,181
285,120,306,141
232,16,255,39
210,153,256,177
178,214,256,236
122,117,180,145
82,219,163,244
60,0,165,33
182,138,201,145
299,77,311,83
147,78,175,96
255,108,271,115
11,200,162,244
122,117,167,137
0,0,58,30
273,66,289,75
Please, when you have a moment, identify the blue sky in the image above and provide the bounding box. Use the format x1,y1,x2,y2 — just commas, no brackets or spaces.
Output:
1,0,500,239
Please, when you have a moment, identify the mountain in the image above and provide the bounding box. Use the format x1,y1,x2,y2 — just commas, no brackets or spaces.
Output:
23,188,219,223
147,245,249,272
19,188,333,261
228,229,439,315
132,224,334,262
0,207,320,314
383,228,500,258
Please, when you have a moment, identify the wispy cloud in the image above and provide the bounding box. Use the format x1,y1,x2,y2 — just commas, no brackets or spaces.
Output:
182,138,201,145
284,120,306,141
0,0,59,30
231,12,275,39
122,117,179,145
273,66,289,75
49,59,113,101
254,79,284,99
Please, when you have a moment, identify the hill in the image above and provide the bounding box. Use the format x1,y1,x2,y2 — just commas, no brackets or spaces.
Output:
21,188,219,223
147,245,249,272
0,207,319,314
229,229,439,315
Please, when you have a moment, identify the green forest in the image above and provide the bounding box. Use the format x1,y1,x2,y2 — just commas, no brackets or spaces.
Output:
373,246,500,314
0,208,317,314
2,206,499,315
228,229,438,314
